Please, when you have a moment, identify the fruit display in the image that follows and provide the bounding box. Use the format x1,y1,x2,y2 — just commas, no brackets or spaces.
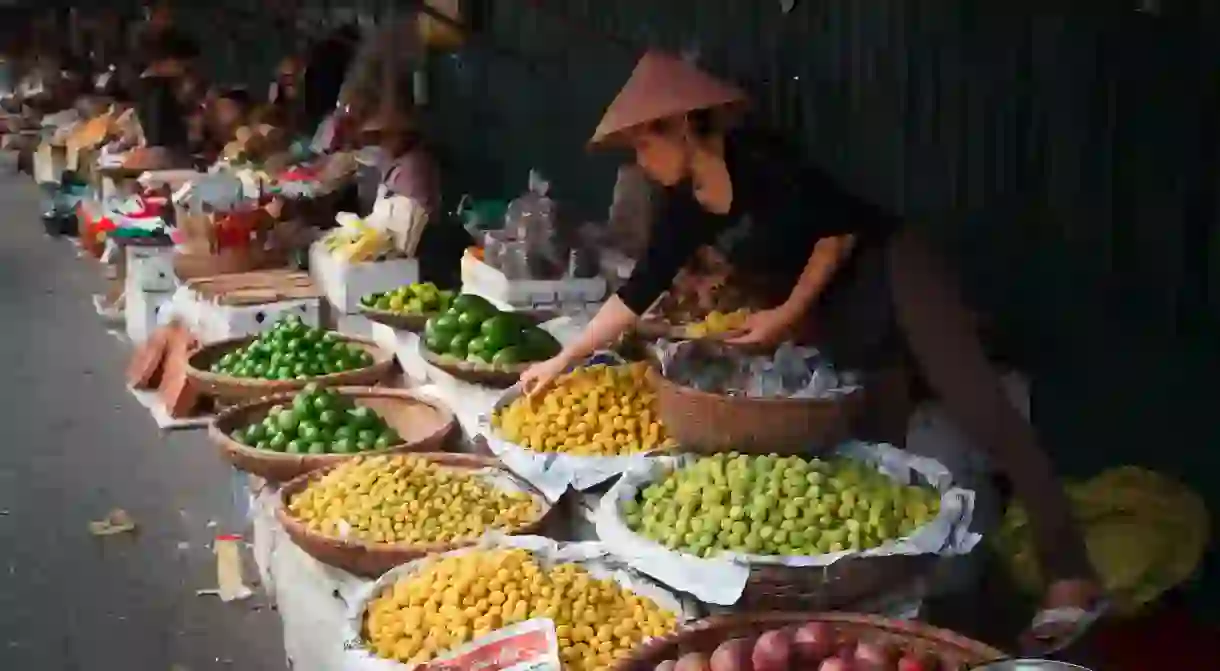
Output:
680,309,750,338
362,548,679,669
649,620,970,671
360,282,455,315
229,385,401,454
321,220,396,262
206,316,375,380
623,453,940,558
492,362,678,456
423,293,561,367
287,456,541,544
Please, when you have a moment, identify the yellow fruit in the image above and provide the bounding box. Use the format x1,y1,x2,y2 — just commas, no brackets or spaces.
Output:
494,363,673,456
286,456,540,545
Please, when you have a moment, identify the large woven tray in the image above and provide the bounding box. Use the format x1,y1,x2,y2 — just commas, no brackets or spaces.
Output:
616,612,1006,670
185,334,394,402
419,341,530,388
649,367,864,454
208,387,456,482
276,453,557,577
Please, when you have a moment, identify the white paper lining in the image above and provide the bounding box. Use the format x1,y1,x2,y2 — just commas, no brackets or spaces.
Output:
593,441,982,605
478,383,681,502
339,535,697,671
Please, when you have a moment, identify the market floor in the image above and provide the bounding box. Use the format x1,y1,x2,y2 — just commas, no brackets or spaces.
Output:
0,177,286,669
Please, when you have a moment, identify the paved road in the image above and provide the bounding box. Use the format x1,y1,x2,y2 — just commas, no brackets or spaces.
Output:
0,177,286,670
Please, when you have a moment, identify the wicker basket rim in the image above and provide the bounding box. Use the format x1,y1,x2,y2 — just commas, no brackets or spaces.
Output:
186,334,394,388
357,306,440,320
648,367,862,407
635,611,1006,663
275,454,554,555
209,387,458,464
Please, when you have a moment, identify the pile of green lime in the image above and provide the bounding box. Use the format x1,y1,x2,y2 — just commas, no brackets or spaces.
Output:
624,453,941,558
231,384,401,454
207,316,375,380
360,282,455,315
422,294,561,366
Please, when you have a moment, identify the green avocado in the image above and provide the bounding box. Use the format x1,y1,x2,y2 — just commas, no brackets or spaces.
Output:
491,346,525,366
452,294,496,314
428,313,461,338
457,308,493,332
478,314,525,353
518,327,562,360
424,331,451,354
448,332,474,357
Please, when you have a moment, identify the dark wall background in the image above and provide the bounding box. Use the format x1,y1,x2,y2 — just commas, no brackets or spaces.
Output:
44,0,1220,614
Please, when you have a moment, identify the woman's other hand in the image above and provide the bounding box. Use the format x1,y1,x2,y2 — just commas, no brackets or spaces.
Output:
724,303,801,346
519,355,571,398
1019,577,1107,656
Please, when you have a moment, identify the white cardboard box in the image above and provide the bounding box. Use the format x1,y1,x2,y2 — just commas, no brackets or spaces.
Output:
195,296,322,343
309,241,419,314
125,288,172,344
125,244,176,292
460,253,606,310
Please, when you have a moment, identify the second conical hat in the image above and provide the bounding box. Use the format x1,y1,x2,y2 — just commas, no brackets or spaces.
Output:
589,50,747,147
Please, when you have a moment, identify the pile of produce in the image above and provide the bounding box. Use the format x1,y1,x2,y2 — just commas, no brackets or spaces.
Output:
321,220,396,262
207,316,375,380
360,282,455,315
288,456,540,544
363,548,677,669
652,621,958,670
492,362,677,455
229,385,401,454
997,465,1209,615
681,309,750,338
624,453,940,558
423,294,561,366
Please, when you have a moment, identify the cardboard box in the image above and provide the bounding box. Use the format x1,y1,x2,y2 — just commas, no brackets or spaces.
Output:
459,253,606,310
185,270,324,342
126,286,172,344
125,244,176,292
309,241,419,314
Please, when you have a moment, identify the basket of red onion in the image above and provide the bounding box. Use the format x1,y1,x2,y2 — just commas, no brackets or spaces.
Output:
615,612,1006,671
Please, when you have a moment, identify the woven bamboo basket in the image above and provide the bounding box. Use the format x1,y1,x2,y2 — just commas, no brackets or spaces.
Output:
357,306,437,332
419,341,529,388
649,368,864,454
208,387,457,481
185,334,395,402
276,453,558,577
737,553,935,613
616,612,1006,671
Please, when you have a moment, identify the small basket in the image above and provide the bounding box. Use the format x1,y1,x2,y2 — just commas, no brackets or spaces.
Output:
649,368,863,454
419,341,529,388
276,453,557,577
358,306,438,333
739,554,934,613
185,335,395,402
615,612,1006,671
208,387,457,481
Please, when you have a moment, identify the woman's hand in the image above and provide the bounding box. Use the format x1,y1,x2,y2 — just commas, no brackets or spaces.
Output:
725,303,803,346
1019,577,1106,656
519,354,572,398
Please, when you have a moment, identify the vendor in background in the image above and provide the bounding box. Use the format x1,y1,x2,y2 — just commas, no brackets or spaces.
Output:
255,56,303,133
130,28,199,166
198,87,253,161
519,51,1103,651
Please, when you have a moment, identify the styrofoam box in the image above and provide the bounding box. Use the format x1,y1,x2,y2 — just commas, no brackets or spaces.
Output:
126,288,172,344
125,244,176,292
459,254,607,310
309,241,419,314
196,296,322,343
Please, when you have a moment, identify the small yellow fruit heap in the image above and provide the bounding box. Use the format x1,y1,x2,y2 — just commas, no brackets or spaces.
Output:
287,456,539,544
492,363,677,456
682,309,750,338
364,548,677,669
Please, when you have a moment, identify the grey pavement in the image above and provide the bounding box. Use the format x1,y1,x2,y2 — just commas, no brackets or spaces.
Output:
0,176,286,670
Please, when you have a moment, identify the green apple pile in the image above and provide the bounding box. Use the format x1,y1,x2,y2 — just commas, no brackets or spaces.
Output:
208,316,374,380
230,384,402,454
360,282,455,315
623,453,941,558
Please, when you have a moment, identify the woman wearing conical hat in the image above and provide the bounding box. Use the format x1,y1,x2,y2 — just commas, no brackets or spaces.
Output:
520,50,1102,649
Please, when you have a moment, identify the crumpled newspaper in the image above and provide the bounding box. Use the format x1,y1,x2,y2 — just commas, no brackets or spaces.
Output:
654,340,860,398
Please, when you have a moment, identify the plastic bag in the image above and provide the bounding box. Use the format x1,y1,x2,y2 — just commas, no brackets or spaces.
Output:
505,170,565,279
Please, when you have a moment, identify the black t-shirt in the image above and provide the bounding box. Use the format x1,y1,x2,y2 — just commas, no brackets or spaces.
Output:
616,129,900,315
135,75,189,150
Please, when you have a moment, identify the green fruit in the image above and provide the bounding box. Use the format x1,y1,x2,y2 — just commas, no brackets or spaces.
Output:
468,336,488,355
519,326,561,360
277,411,301,434
373,434,393,450
307,442,328,455
478,314,525,353
286,439,307,454
490,346,525,366
348,406,377,430
424,331,450,354
230,428,248,445
452,293,496,314
429,313,460,337
448,332,473,357
332,438,357,454
380,428,400,444
456,309,490,333
267,433,289,452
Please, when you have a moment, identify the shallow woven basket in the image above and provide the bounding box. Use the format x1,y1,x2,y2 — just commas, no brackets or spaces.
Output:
419,341,529,388
276,453,557,577
649,368,864,454
357,307,437,332
615,612,1006,671
737,553,935,614
185,334,395,402
208,387,457,482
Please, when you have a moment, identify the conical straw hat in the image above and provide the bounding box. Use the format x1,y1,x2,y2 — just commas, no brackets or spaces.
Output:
589,50,747,147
